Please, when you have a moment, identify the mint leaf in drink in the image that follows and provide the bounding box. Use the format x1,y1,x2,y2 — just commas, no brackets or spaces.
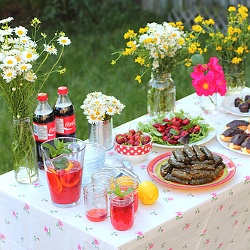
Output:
108,184,135,198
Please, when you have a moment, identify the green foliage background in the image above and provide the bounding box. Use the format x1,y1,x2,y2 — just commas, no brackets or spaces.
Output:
0,0,249,174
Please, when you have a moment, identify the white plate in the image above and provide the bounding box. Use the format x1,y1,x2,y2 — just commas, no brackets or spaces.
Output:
153,122,216,149
216,122,250,156
221,93,250,116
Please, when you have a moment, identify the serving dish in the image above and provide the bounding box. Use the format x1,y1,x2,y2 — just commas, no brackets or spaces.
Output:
147,151,236,189
216,122,250,156
221,93,250,116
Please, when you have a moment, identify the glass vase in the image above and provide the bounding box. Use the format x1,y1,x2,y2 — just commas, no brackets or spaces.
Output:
221,58,246,95
147,73,176,116
13,117,39,184
88,118,113,150
199,94,217,112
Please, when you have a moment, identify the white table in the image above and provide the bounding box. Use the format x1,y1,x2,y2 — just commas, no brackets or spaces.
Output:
0,91,250,250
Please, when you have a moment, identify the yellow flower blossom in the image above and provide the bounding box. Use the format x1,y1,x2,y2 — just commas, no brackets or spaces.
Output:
135,75,141,83
192,25,203,32
228,6,236,12
232,57,243,64
205,19,215,25
235,47,244,54
111,60,116,65
124,29,137,39
194,15,203,23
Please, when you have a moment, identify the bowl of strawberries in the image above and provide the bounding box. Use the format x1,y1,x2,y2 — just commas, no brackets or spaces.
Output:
114,129,153,163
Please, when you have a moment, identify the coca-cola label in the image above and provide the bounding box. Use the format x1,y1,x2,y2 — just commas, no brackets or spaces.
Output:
55,114,76,135
33,121,56,141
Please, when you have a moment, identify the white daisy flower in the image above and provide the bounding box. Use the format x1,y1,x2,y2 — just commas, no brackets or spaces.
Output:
57,36,71,46
17,63,32,72
22,50,39,62
19,36,31,45
153,60,159,69
1,68,17,82
24,71,37,82
1,28,13,36
0,17,14,24
43,44,58,55
2,44,11,50
3,55,17,67
15,26,28,37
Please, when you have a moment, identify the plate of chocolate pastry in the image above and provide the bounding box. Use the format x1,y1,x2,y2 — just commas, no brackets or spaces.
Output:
221,93,250,116
217,119,250,155
147,145,236,189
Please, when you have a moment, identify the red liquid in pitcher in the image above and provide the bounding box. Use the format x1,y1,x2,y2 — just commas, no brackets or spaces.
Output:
46,160,82,204
86,208,108,222
110,196,134,231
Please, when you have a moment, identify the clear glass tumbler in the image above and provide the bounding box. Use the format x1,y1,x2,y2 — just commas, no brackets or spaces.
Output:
115,175,139,213
91,169,115,191
83,182,108,222
109,192,134,231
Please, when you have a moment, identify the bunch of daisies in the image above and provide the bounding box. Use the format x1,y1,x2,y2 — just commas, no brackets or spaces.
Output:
80,92,125,124
0,17,71,118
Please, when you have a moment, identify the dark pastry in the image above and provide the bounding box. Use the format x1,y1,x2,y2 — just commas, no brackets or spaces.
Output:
241,137,250,154
171,168,192,181
238,102,249,113
234,97,242,107
228,133,248,150
245,95,250,102
183,144,196,160
225,120,249,131
220,127,245,142
200,145,213,159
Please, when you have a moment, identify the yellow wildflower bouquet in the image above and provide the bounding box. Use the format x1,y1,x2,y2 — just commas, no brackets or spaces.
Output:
112,22,202,83
193,5,250,63
192,4,250,93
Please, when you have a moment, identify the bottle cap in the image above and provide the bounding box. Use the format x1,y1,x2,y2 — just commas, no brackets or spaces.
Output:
58,86,68,95
37,93,48,101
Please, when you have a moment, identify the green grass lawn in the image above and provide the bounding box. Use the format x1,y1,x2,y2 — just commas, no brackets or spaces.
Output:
0,10,249,175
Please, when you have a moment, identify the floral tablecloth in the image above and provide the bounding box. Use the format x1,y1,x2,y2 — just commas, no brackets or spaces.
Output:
1,91,250,250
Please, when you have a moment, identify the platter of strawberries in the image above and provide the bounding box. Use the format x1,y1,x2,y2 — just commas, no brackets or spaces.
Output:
137,110,215,148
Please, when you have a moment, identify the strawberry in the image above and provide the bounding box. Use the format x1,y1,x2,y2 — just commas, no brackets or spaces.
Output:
170,125,179,130
128,134,134,140
166,138,178,144
152,123,162,128
133,140,141,146
127,139,134,145
115,134,125,144
192,125,201,134
162,136,169,141
180,130,188,137
135,130,143,135
142,135,151,145
182,118,190,126
163,118,170,122
134,135,142,142
172,135,180,140
157,125,165,132
128,129,136,135
187,127,194,133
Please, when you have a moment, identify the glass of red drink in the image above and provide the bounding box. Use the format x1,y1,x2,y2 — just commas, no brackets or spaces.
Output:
115,175,139,213
41,137,85,208
109,192,134,231
83,182,108,222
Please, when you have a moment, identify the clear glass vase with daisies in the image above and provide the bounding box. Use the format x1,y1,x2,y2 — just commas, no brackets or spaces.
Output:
0,17,71,183
192,4,250,95
80,92,125,150
112,21,202,116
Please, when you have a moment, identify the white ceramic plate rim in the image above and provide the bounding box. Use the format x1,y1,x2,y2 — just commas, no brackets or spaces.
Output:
216,122,250,156
153,121,216,148
221,93,250,116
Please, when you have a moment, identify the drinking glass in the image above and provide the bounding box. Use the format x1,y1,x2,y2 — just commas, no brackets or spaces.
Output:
115,175,139,213
109,192,134,231
83,182,108,222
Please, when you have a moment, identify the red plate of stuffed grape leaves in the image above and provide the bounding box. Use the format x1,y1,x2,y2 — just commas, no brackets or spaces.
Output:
147,145,236,189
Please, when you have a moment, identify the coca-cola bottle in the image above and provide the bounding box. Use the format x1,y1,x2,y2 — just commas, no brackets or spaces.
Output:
54,86,76,138
33,93,56,169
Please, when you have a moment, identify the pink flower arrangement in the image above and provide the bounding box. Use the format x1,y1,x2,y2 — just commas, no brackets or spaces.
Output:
191,57,227,96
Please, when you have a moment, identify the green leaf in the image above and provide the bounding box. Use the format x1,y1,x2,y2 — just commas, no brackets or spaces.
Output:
54,138,60,150
58,148,73,155
187,66,194,74
53,157,70,170
108,184,135,198
191,54,204,66
42,143,57,158
170,128,179,135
